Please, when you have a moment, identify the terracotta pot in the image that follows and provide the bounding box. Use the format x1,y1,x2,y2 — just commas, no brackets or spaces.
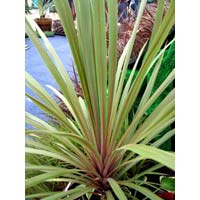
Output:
35,18,52,32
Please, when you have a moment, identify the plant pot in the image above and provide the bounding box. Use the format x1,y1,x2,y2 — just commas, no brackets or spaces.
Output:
35,18,52,32
157,191,175,200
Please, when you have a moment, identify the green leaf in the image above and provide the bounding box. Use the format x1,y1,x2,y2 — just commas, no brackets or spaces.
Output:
25,112,56,131
26,16,91,137
107,0,118,124
106,190,115,200
120,144,175,171
62,187,93,200
53,0,92,122
26,147,74,166
26,192,59,199
25,74,80,133
117,47,175,147
25,129,102,165
41,191,70,200
112,0,175,143
134,164,163,180
137,47,166,111
26,169,68,189
131,89,175,143
25,164,79,174
160,177,175,192
107,178,127,200
149,0,165,46
108,0,147,147
40,186,92,200
152,129,175,148
120,182,163,200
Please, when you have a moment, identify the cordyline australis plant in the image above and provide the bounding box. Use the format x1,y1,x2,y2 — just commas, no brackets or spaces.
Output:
25,0,175,199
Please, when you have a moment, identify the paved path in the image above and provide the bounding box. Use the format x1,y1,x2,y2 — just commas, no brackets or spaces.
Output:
25,35,73,128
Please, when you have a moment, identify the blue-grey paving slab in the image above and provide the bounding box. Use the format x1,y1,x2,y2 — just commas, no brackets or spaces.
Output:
25,35,73,129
